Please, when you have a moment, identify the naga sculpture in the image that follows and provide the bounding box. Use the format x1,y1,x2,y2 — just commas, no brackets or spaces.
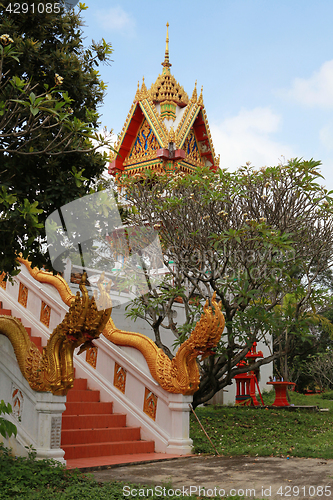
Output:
3,259,224,396
0,275,111,395
103,292,225,395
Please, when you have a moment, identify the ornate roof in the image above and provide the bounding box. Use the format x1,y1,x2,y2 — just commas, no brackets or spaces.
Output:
149,23,189,107
108,23,218,177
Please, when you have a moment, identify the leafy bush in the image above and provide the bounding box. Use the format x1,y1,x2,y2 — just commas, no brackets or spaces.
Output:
0,400,17,439
321,391,333,400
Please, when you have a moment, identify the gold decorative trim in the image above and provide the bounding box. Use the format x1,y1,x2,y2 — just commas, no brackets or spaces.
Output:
114,362,126,393
18,258,74,307
12,387,24,420
149,71,188,107
143,387,158,420
201,105,217,166
190,81,198,103
86,346,98,369
0,273,6,290
103,293,224,395
0,276,112,395
139,98,169,148
184,129,204,166
40,301,51,328
197,86,204,107
175,101,200,149
18,283,28,308
109,100,137,163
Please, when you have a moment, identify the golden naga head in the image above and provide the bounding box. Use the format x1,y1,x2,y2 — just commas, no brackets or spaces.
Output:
63,273,113,355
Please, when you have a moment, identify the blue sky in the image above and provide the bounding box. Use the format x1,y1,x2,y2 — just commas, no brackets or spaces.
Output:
80,1,333,189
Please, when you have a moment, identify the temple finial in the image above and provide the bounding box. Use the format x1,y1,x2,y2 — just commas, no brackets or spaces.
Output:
162,22,172,72
135,81,141,100
191,80,198,102
198,85,204,106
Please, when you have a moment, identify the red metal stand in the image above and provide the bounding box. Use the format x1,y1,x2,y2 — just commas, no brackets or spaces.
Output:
234,343,264,406
266,381,296,407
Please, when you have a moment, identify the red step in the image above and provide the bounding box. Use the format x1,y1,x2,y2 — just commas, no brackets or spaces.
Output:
62,413,127,430
63,401,114,415
66,389,100,403
0,303,43,353
62,377,155,461
62,439,155,460
0,307,11,316
61,426,141,445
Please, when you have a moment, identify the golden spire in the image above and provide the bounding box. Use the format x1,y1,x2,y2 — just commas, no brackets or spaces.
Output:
191,80,198,102
198,85,204,106
135,80,141,100
162,22,172,73
141,76,148,98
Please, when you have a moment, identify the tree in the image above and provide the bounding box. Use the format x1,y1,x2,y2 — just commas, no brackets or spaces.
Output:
122,159,333,407
0,0,113,276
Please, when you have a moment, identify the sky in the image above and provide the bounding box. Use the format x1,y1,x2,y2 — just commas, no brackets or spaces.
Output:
79,0,333,190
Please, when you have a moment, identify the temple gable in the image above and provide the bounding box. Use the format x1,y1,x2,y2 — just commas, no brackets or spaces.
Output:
109,24,219,178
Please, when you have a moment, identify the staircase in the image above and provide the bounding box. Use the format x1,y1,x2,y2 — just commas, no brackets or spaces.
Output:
62,377,155,462
0,302,156,466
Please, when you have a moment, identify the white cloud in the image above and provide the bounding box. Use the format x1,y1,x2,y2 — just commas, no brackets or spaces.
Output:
320,122,333,151
94,6,135,36
210,107,294,170
281,60,333,107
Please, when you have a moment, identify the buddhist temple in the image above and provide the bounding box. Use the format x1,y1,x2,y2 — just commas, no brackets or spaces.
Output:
108,23,220,178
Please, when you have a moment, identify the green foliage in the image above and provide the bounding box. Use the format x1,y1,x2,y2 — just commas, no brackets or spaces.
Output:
124,159,333,406
191,392,333,459
321,390,333,400
0,445,222,500
0,0,113,276
0,400,17,439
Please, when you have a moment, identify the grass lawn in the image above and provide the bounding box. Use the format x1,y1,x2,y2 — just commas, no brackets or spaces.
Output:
191,390,333,459
1,391,332,499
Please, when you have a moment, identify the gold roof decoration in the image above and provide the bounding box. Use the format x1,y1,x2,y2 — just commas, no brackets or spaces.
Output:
197,86,204,107
149,23,189,107
162,21,171,72
168,126,175,143
135,81,140,100
140,76,149,98
191,81,198,103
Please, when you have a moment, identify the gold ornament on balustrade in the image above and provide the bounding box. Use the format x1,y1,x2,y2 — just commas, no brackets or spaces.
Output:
114,362,126,393
143,387,158,420
40,301,51,328
86,346,98,369
0,274,112,396
12,259,225,396
18,283,28,308
0,272,6,290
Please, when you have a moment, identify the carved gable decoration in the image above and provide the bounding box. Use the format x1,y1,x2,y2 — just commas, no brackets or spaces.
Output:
183,128,202,166
124,120,160,166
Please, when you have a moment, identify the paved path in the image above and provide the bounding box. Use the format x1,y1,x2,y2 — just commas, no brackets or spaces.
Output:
92,455,333,499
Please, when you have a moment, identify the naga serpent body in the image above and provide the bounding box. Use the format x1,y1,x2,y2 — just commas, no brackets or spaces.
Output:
0,260,224,395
